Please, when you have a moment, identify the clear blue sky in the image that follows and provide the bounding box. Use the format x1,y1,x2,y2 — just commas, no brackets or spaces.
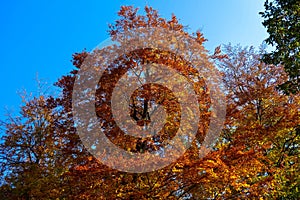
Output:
0,0,268,118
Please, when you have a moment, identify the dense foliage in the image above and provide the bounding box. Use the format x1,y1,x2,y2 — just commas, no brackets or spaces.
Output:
260,0,300,94
1,6,299,199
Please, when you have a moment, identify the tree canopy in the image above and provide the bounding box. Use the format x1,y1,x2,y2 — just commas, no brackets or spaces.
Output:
260,0,300,94
0,5,299,199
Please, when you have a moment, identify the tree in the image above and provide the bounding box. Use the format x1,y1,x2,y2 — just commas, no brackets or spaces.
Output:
213,44,300,199
0,95,67,199
54,5,216,199
260,0,300,94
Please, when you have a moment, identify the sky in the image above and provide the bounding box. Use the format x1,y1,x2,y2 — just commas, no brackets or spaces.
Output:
0,0,268,119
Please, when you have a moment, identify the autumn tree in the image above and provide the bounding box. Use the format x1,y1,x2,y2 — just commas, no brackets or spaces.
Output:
199,44,300,199
54,5,216,199
0,95,68,199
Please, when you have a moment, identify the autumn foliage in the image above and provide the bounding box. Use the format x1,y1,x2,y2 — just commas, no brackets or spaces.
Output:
0,6,299,199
